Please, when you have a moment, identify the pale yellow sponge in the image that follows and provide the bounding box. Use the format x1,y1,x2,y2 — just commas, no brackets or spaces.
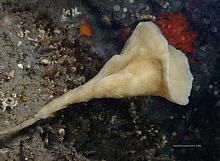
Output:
0,21,193,137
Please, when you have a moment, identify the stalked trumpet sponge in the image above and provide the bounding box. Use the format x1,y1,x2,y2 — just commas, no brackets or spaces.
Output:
0,22,193,136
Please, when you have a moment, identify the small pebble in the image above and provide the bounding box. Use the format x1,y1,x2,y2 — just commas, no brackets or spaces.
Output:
58,128,65,135
40,59,51,65
6,69,14,80
214,90,219,96
145,5,149,11
136,130,142,135
123,7,127,12
211,26,218,33
172,131,177,136
17,41,22,47
12,93,17,98
0,148,8,154
113,4,121,12
102,15,111,25
140,136,146,141
38,29,46,34
44,137,49,145
162,2,170,9
162,135,167,142
208,84,213,89
17,31,24,38
17,63,24,69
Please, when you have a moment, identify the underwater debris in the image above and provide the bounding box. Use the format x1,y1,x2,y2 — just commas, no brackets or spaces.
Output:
101,15,112,25
155,13,198,54
0,92,18,112
0,21,193,136
61,8,81,22
6,67,14,80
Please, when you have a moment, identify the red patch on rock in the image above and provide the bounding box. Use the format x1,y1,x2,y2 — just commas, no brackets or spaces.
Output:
155,13,198,54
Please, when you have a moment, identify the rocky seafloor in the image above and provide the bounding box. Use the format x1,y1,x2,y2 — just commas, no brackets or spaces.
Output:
0,0,219,161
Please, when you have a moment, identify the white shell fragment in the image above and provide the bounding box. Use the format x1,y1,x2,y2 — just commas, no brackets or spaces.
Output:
0,21,193,137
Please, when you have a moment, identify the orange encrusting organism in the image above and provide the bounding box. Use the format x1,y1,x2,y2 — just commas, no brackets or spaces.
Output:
79,21,93,37
155,13,198,54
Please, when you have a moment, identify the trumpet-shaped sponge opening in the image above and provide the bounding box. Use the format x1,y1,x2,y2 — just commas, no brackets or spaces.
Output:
167,45,194,105
125,21,194,105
